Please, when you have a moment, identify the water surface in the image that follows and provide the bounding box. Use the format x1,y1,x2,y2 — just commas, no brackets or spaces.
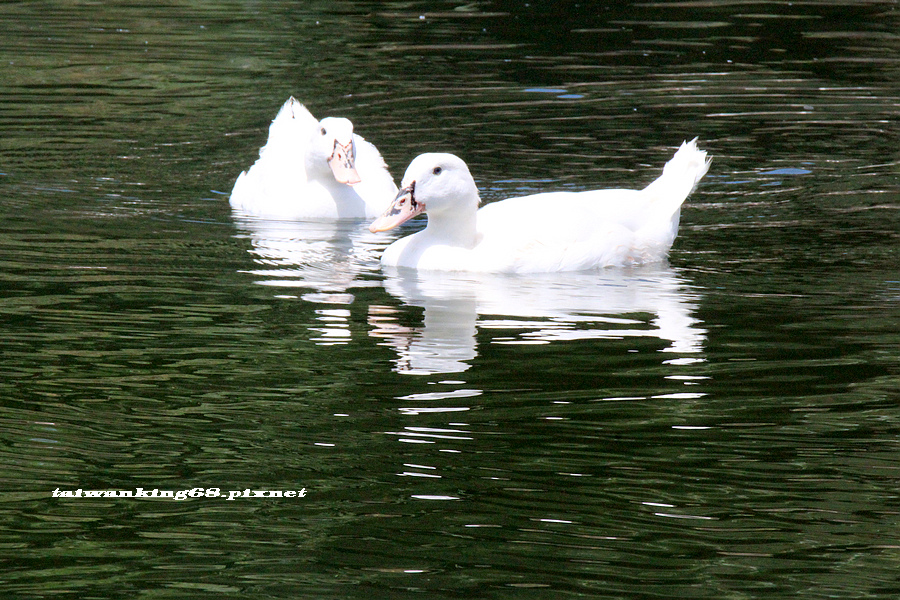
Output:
1,1,898,598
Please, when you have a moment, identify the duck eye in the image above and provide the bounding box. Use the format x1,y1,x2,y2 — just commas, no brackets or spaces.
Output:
320,127,327,136
433,166,442,175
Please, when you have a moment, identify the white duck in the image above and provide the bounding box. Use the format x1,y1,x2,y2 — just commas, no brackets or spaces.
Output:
230,97,397,219
369,140,711,272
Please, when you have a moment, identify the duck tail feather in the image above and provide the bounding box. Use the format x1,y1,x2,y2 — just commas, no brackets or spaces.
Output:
643,138,711,212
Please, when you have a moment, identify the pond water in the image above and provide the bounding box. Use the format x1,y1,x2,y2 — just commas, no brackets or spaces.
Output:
1,1,899,598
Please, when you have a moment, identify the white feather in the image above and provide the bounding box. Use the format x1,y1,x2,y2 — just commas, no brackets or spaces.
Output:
378,140,711,273
230,97,397,219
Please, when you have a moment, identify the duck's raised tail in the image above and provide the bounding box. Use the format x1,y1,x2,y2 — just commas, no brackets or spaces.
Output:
642,138,711,211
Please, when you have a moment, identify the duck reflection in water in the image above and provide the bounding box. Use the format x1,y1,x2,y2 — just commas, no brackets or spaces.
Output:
231,215,399,343
369,266,707,375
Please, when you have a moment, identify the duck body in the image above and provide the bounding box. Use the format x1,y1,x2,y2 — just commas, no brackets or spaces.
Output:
370,140,711,273
230,97,397,220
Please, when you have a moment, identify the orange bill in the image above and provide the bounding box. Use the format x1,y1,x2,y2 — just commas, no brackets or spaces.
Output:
369,183,424,233
328,140,361,185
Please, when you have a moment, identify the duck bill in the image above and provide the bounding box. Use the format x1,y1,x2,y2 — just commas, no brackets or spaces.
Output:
369,183,424,233
328,139,361,185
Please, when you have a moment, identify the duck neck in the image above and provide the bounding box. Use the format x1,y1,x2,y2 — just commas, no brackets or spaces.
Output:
304,154,331,183
425,199,479,249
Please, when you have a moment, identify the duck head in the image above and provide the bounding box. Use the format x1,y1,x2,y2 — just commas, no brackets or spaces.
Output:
369,153,479,233
307,116,361,185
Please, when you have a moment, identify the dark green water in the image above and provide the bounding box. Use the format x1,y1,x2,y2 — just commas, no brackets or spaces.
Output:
1,1,898,598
